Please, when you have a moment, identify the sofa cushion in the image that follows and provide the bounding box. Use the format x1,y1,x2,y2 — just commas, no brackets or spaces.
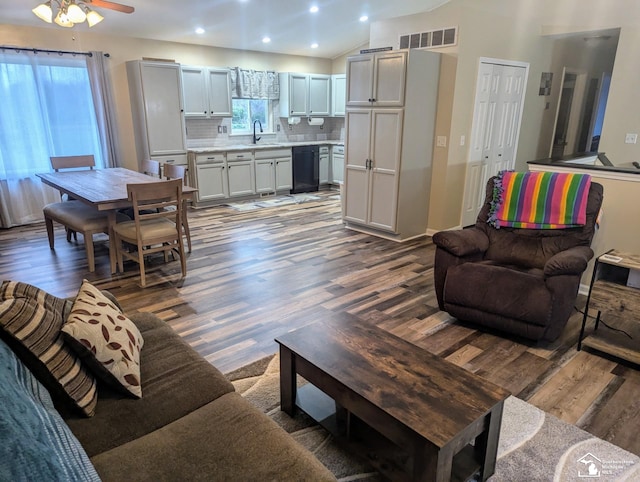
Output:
444,262,552,326
0,281,98,417
63,280,144,398
0,338,100,482
65,313,235,457
90,391,335,481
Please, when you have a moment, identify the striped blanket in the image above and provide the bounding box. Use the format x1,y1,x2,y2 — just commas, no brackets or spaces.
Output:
488,171,591,229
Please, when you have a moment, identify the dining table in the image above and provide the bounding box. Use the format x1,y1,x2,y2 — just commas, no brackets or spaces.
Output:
37,167,197,274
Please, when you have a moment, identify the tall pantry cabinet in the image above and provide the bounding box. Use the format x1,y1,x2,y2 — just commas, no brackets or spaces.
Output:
342,49,440,240
126,61,187,168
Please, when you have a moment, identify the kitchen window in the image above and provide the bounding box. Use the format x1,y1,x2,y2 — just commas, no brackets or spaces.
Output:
231,98,271,134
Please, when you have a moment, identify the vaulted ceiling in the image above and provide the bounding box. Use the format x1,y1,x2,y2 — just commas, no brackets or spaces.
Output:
3,0,451,59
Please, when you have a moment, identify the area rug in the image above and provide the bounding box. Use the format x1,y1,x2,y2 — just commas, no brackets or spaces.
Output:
225,194,321,211
226,354,640,481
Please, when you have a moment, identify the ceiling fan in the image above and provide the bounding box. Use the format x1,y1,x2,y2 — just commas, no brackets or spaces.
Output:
32,0,134,28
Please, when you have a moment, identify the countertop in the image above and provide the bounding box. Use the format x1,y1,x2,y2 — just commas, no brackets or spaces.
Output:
527,152,640,175
188,140,343,154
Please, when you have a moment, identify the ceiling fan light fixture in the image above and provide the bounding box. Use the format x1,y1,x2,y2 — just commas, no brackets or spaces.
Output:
66,3,86,23
32,2,53,23
54,10,74,27
86,9,104,27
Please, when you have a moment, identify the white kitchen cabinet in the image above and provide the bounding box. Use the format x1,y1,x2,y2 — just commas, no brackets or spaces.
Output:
227,151,255,197
279,73,330,117
181,65,232,118
319,145,330,185
342,49,440,240
345,51,407,108
255,148,292,193
331,74,346,116
275,158,292,191
191,152,228,202
331,144,344,184
255,159,276,193
308,74,331,116
127,60,186,164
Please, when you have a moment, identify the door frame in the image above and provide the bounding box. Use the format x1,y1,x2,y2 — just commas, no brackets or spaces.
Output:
549,67,589,158
461,57,529,227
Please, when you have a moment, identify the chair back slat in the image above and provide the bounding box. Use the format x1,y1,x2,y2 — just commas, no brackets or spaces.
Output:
127,178,183,229
163,163,189,186
50,155,95,171
141,159,161,178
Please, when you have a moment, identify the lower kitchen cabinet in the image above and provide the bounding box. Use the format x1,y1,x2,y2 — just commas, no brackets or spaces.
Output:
196,162,228,200
227,160,255,197
319,146,330,185
275,158,292,191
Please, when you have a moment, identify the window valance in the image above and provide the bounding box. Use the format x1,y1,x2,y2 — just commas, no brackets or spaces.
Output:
230,67,279,100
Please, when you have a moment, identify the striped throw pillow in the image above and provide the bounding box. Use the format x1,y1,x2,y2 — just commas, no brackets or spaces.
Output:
0,281,97,417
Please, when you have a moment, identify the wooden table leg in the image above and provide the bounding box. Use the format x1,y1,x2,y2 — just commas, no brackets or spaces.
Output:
107,210,117,274
413,440,450,482
474,400,504,481
279,346,296,416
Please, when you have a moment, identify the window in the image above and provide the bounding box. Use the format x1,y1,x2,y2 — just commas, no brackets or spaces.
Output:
0,52,104,180
231,99,271,134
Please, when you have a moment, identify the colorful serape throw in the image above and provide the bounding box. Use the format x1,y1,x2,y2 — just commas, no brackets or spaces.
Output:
488,171,591,229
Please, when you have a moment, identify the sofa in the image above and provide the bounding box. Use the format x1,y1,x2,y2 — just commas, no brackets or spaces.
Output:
433,174,603,342
0,280,334,481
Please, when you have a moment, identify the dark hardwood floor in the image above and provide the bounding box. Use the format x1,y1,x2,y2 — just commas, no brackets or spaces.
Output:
1,190,639,456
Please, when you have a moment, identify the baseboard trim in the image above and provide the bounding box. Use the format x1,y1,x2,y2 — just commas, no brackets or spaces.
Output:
426,225,463,237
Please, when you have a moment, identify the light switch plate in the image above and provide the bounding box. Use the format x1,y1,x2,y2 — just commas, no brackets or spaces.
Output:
625,133,638,144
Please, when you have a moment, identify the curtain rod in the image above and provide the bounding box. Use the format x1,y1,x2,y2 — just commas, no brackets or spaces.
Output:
0,46,110,58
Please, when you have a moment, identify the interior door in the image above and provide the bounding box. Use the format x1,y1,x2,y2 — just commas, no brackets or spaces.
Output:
461,60,528,227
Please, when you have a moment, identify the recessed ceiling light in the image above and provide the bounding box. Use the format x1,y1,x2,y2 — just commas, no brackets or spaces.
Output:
310,6,319,13
262,36,271,43
359,15,368,22
195,27,205,34
311,43,319,49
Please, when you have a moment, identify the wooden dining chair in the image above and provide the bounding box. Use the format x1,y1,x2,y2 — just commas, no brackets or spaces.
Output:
113,178,186,287
43,155,126,272
141,159,161,178
163,163,192,252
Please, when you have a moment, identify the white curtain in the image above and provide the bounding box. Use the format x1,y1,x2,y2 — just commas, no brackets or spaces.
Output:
230,67,280,99
86,52,120,168
0,48,112,227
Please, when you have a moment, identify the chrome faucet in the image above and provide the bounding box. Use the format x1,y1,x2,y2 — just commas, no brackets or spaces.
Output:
253,120,263,144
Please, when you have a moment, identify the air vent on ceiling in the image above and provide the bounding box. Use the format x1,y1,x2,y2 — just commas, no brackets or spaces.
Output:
399,26,457,50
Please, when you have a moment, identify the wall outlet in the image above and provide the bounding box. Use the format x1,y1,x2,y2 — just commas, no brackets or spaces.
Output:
625,133,638,144
436,136,447,148
217,126,223,134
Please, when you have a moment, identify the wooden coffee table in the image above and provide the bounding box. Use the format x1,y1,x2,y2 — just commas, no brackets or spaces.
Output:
275,319,510,481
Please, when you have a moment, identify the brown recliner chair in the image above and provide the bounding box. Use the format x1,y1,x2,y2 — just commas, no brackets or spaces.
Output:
432,176,604,342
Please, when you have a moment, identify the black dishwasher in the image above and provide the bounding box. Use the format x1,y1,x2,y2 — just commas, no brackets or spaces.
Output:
291,145,319,194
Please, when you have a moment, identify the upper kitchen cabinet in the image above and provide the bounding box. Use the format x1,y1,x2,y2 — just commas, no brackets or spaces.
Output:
181,66,232,118
127,60,187,165
331,74,346,116
346,51,407,107
279,73,331,117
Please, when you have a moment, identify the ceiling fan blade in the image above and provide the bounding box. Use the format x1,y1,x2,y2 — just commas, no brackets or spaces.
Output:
88,0,135,14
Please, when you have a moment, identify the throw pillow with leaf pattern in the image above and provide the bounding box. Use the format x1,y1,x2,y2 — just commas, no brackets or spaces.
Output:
62,280,144,398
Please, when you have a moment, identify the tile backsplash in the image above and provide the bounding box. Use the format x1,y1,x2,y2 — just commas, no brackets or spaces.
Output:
186,113,344,148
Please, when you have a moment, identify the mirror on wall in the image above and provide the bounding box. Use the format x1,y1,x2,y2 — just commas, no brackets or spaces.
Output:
549,29,619,160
